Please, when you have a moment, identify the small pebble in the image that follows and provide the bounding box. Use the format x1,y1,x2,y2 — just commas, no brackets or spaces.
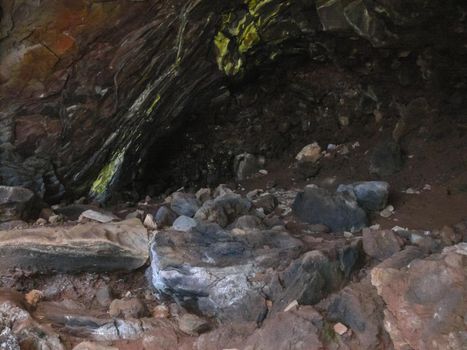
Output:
334,322,348,335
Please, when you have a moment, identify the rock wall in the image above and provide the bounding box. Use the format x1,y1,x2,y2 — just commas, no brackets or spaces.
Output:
1,0,466,202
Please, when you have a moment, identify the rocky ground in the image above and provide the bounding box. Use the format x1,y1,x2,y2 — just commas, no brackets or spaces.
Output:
0,137,466,350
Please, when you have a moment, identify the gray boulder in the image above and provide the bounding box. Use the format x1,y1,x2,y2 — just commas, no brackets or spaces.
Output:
154,206,177,227
337,181,389,211
363,229,403,261
194,193,251,227
0,218,148,273
172,215,198,232
292,185,368,232
150,225,303,322
170,192,200,217
0,186,37,222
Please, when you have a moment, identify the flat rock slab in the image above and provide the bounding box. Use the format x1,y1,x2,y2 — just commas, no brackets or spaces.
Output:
0,218,148,273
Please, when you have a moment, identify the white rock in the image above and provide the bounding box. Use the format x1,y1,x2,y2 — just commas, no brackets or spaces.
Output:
258,169,268,175
380,205,395,218
333,322,348,335
143,214,158,230
79,209,118,223
284,300,299,312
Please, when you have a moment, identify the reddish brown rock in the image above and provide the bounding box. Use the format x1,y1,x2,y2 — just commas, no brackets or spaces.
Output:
371,244,467,350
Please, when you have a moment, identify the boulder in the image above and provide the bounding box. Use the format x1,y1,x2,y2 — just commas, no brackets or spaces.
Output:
363,229,403,261
0,290,64,349
233,153,261,181
172,215,198,232
149,225,303,322
369,140,403,177
371,244,467,350
244,306,324,350
0,218,148,273
170,192,200,217
268,241,362,314
292,185,368,232
154,206,178,228
194,193,251,228
0,186,37,222
337,181,389,211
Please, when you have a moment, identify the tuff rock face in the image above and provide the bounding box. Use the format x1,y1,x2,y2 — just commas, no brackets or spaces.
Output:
1,1,466,202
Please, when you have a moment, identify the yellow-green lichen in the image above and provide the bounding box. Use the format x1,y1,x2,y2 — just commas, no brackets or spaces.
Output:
146,94,161,116
238,22,260,53
90,150,125,195
214,0,291,77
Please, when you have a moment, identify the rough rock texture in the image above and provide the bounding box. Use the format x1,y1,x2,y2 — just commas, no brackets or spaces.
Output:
0,218,148,273
371,244,467,350
292,185,368,232
0,186,36,222
337,181,389,212
150,223,362,322
0,290,64,349
1,1,465,200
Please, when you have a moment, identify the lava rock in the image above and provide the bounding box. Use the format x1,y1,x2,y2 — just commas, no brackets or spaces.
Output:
178,313,209,335
363,229,403,261
154,206,177,228
337,181,389,211
170,192,200,217
194,193,251,228
369,140,403,177
252,193,278,215
371,244,467,350
0,290,64,349
0,218,148,273
149,225,303,322
0,186,37,223
109,298,147,319
292,185,368,232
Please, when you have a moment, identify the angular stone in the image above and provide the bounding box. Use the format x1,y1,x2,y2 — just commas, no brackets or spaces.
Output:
363,229,402,261
244,306,324,349
371,244,467,350
154,206,177,228
0,218,148,273
194,193,251,228
337,181,389,211
172,215,198,232
0,186,36,222
109,298,147,319
0,290,64,349
149,226,303,322
292,185,368,232
252,193,278,215
78,209,118,223
170,192,200,217
178,313,209,335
